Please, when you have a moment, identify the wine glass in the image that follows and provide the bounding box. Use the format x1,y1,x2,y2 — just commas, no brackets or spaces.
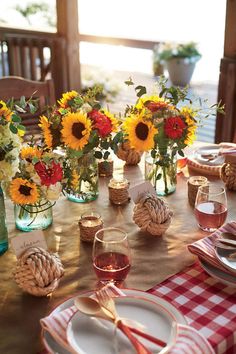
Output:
195,184,228,232
92,227,131,286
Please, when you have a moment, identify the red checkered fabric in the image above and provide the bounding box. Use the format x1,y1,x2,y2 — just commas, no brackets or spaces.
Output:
148,261,236,354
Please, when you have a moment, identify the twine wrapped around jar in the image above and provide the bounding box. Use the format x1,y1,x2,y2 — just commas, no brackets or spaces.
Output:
98,160,113,177
13,247,64,297
116,141,142,165
79,212,104,242
187,176,208,207
221,162,236,191
133,193,172,236
108,177,130,205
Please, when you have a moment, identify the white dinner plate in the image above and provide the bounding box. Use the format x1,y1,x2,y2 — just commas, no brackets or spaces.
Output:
199,258,236,287
194,145,224,166
42,289,187,354
215,247,236,274
67,296,177,354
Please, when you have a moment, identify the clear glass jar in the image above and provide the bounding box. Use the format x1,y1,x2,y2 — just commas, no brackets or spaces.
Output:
145,149,177,196
67,152,98,203
0,186,8,255
14,200,53,232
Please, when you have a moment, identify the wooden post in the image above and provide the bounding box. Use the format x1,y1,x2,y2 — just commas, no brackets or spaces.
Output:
56,0,81,93
215,0,236,143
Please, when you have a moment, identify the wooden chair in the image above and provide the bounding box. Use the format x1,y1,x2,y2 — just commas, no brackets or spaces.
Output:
0,76,55,136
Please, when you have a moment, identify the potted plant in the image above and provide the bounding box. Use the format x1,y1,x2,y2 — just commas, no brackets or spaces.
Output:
158,42,201,86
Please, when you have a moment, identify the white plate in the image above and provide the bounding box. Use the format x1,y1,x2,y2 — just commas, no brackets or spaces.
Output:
199,258,236,287
42,289,187,354
194,145,224,166
215,247,236,274
67,296,177,354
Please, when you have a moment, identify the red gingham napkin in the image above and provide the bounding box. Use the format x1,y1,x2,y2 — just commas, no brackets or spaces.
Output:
40,284,214,354
149,261,236,354
187,221,236,278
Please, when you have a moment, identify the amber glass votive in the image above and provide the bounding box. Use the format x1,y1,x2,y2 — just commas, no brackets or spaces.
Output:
187,176,208,207
79,212,103,243
108,177,130,205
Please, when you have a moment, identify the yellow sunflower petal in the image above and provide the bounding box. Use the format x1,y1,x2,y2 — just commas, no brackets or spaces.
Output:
58,90,79,108
20,146,42,160
39,115,53,149
123,113,158,152
103,109,119,132
9,178,39,205
61,111,91,151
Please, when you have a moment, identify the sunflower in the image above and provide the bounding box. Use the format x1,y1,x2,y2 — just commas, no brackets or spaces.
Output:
20,146,42,160
123,113,157,152
9,178,39,205
39,115,53,149
0,100,13,121
61,111,91,150
58,90,79,109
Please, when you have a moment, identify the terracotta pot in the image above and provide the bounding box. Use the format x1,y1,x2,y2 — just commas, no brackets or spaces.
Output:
167,58,196,86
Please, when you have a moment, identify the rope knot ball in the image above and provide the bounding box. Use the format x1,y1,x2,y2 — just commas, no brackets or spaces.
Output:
116,141,142,165
221,162,236,191
13,247,64,296
133,193,173,236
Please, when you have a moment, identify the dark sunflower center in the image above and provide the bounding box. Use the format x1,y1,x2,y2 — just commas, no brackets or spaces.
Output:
0,149,6,161
72,122,85,140
135,122,149,140
19,185,32,196
50,127,61,148
0,103,3,109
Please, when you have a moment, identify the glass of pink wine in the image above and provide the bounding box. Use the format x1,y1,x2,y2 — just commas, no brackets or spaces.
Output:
92,227,131,286
195,185,228,232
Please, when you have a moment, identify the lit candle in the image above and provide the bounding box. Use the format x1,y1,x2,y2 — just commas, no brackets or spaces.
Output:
187,176,208,207
79,212,103,242
108,177,130,205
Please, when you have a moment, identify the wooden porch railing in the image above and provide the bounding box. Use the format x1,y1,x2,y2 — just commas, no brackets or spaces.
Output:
0,27,68,99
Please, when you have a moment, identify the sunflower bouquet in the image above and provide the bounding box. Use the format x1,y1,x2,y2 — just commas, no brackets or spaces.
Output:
8,145,63,230
122,77,223,196
39,89,120,201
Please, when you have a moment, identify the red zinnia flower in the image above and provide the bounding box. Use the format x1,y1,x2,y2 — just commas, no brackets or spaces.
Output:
164,116,186,139
145,101,169,112
88,109,112,137
34,161,63,187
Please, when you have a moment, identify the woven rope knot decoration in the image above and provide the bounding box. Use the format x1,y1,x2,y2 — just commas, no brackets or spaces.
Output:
133,193,173,236
221,163,236,191
116,141,142,165
13,247,64,297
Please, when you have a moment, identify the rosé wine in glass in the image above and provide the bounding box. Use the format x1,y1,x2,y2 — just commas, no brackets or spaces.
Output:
195,185,227,232
93,227,131,286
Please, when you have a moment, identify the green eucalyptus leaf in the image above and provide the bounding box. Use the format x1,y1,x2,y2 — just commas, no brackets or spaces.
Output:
11,114,21,122
135,85,147,98
103,150,110,160
94,150,103,159
9,123,18,134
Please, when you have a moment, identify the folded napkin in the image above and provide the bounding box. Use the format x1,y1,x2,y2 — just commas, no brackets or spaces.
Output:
188,221,236,277
40,284,214,354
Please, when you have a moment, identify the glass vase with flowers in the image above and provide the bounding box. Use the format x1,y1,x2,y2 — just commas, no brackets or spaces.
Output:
122,77,224,196
8,146,63,231
0,99,26,254
39,88,120,202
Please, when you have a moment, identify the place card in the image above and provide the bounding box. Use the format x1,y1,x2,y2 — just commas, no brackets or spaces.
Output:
129,181,156,204
11,230,48,258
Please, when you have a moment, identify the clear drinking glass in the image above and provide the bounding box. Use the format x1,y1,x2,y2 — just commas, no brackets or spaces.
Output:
195,185,228,232
92,227,131,286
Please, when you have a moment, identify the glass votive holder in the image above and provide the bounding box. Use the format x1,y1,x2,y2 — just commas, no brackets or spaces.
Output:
108,177,130,205
78,212,103,243
187,176,208,207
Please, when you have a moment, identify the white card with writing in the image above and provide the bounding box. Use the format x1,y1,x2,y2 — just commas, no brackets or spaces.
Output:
129,181,156,204
11,230,48,258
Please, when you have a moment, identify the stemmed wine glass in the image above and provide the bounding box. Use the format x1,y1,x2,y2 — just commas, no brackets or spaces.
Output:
92,227,131,286
195,184,228,232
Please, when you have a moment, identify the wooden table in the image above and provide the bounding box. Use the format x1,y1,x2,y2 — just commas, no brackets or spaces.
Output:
0,157,236,354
